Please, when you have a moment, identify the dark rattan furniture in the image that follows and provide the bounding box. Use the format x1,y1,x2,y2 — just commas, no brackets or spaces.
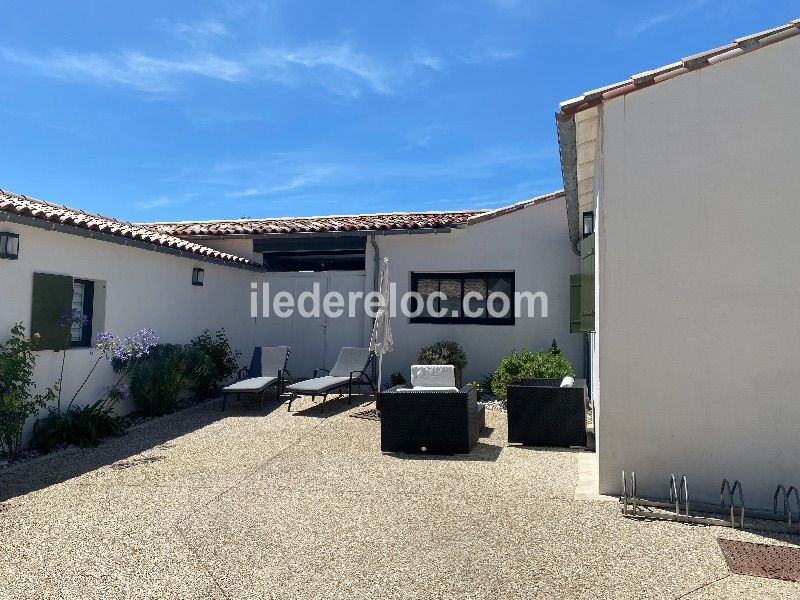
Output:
507,378,587,447
380,384,485,454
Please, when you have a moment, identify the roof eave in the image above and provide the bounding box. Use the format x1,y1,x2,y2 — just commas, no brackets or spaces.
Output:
555,113,581,255
0,210,265,271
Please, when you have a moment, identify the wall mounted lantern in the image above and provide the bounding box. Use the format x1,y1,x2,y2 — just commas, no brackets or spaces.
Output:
192,267,205,286
582,211,594,238
0,232,19,259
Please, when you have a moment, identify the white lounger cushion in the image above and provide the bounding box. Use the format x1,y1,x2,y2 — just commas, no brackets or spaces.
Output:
223,376,278,393
411,365,456,388
286,376,351,394
407,386,460,392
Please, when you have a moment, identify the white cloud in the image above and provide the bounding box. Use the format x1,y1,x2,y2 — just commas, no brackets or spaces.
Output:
159,18,231,41
0,42,430,98
0,48,245,92
410,49,446,72
134,196,177,210
457,47,521,65
168,145,555,201
626,0,715,39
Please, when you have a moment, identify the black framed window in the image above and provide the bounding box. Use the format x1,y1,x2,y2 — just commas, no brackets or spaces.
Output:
71,279,94,347
409,272,514,325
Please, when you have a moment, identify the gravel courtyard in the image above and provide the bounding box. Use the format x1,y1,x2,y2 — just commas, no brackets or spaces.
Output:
0,395,798,599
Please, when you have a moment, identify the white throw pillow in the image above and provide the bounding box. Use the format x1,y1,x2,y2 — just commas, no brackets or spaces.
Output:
560,376,575,388
410,364,456,388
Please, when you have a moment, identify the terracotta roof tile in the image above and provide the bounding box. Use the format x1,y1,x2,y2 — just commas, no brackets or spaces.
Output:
560,18,800,115
146,210,486,237
0,189,256,266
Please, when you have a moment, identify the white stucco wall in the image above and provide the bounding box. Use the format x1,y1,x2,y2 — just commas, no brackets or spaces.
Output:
365,197,582,387
0,222,260,432
596,35,800,509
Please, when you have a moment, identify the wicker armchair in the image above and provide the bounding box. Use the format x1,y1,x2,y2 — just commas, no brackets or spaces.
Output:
506,378,587,447
380,384,485,455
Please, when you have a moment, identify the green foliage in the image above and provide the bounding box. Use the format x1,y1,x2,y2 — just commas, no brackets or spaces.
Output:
490,344,575,400
185,329,240,399
481,372,495,394
417,340,468,370
119,344,203,416
389,372,406,386
0,323,57,459
31,397,125,453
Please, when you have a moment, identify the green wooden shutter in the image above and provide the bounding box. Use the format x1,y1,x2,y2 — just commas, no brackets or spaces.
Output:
580,234,595,332
569,274,582,333
31,273,73,351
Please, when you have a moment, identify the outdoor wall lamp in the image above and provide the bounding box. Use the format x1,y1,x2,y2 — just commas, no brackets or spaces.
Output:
582,211,594,238
192,267,204,286
0,232,19,259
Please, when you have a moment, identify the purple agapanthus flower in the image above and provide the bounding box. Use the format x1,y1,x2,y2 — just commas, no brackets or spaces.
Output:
92,328,159,362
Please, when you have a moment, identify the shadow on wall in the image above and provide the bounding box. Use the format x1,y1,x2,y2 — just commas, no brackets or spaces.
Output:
0,396,281,503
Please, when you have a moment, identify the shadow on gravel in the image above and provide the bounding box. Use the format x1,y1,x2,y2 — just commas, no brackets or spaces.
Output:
0,396,286,502
289,393,374,419
385,441,503,463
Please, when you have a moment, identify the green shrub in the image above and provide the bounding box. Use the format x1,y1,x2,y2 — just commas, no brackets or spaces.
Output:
0,323,57,459
490,343,575,400
417,340,468,370
418,340,468,387
32,396,125,453
118,344,203,416
389,372,406,386
185,329,240,399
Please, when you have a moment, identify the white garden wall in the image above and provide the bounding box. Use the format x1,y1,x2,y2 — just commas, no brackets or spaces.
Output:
365,196,582,387
595,35,800,509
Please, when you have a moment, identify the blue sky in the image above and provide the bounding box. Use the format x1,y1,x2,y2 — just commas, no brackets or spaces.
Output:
1,1,796,221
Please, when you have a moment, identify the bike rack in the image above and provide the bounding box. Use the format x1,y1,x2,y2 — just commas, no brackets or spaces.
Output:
774,484,800,533
721,478,745,529
621,470,637,516
619,473,800,534
668,474,690,521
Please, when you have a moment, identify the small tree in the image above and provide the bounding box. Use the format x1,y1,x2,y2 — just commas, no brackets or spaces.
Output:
0,323,57,459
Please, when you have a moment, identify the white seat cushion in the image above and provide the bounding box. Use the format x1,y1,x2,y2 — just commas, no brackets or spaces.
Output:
410,365,456,388
286,376,351,394
560,376,575,388
410,386,460,392
223,376,277,393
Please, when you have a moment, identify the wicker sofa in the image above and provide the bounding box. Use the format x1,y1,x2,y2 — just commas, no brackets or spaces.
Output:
506,378,587,447
380,384,485,455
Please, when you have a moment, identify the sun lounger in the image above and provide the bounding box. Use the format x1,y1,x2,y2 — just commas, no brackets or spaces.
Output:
285,347,374,411
221,346,290,410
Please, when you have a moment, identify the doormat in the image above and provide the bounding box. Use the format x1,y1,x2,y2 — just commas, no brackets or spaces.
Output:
718,538,800,582
350,408,380,421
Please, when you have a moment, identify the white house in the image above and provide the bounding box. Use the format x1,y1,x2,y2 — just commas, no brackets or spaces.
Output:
147,190,581,385
0,188,582,435
556,19,800,509
0,191,263,423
